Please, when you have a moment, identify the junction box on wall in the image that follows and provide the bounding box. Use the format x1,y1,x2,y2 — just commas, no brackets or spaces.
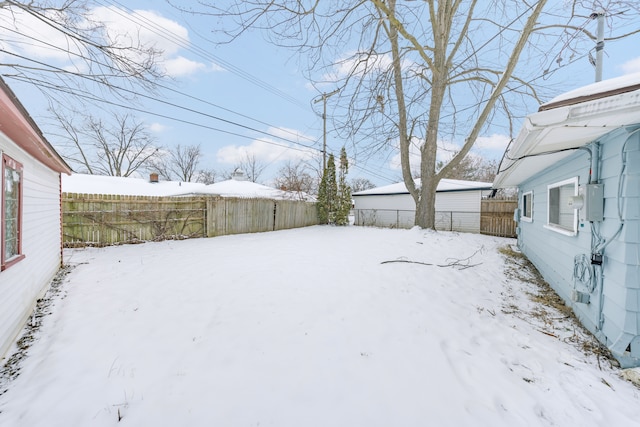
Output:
569,184,604,222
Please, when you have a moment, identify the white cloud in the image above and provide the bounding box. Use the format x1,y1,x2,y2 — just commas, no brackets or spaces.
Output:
89,6,209,78
474,133,511,151
162,56,207,77
620,57,640,75
0,8,87,68
217,127,319,165
149,122,168,133
388,137,422,172
0,6,209,78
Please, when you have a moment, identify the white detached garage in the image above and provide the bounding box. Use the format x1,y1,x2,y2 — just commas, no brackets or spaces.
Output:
353,179,492,232
0,78,71,360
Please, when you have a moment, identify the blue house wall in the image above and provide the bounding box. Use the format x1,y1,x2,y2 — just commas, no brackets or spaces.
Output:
517,126,640,367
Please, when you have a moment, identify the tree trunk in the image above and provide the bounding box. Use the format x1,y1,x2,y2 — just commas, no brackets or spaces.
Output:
416,175,438,229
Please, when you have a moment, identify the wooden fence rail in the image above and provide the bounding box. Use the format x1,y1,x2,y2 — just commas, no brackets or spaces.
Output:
480,199,517,238
63,193,318,247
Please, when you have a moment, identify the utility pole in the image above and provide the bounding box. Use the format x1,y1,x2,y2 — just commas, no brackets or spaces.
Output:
313,89,339,171
592,10,605,82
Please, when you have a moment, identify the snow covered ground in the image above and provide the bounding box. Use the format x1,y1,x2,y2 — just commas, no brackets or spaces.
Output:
1,226,639,426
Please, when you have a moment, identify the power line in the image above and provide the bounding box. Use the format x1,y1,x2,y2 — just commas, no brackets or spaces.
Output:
4,73,318,155
0,13,320,146
0,47,319,151
95,0,311,111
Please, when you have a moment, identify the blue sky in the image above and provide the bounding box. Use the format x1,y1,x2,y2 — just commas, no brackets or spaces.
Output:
2,1,640,187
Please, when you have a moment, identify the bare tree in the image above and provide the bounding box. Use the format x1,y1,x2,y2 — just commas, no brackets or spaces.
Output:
234,152,267,183
195,168,218,184
52,109,160,177
350,178,376,193
148,144,202,182
273,160,318,195
437,154,498,183
0,1,163,105
185,0,640,228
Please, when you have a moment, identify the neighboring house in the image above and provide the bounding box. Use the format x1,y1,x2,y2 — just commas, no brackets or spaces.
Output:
63,169,314,201
0,78,71,360
352,179,493,232
197,170,316,201
62,172,208,196
493,73,640,368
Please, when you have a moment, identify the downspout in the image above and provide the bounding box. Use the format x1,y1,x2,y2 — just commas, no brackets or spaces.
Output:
59,174,64,268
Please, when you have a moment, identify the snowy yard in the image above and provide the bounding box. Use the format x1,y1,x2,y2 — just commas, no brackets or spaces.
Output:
1,226,639,426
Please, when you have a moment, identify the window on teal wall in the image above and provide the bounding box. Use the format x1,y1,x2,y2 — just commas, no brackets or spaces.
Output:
522,191,533,222
546,177,578,235
2,154,24,270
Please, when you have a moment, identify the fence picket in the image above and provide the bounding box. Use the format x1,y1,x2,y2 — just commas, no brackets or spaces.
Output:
62,193,318,246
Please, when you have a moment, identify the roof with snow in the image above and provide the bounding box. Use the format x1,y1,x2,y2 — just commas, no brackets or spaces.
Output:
0,77,71,174
62,172,315,201
62,173,207,196
195,178,313,200
352,178,493,196
493,72,640,188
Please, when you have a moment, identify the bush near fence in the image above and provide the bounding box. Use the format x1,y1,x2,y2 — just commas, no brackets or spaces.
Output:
62,193,318,247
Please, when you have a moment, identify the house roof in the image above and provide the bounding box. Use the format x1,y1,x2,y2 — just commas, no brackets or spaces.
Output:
352,178,493,196
62,173,208,196
493,72,640,188
194,179,304,200
62,173,314,201
0,78,71,174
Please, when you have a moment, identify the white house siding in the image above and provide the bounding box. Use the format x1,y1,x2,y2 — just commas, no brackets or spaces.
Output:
517,149,597,328
0,135,62,360
353,190,487,232
434,191,484,233
353,194,416,228
599,128,640,361
517,127,640,366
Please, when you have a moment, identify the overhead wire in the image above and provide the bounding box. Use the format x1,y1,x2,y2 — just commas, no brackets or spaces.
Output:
0,4,399,183
4,72,315,154
95,0,311,112
0,12,320,146
3,1,603,186
0,46,320,151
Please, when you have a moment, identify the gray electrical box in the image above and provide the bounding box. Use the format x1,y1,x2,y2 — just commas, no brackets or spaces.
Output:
579,184,604,222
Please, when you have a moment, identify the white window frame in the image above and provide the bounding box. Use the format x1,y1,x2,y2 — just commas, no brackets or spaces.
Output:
545,177,578,236
521,191,533,222
2,153,25,270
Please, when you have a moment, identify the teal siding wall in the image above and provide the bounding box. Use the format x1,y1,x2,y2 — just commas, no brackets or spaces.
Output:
517,127,640,367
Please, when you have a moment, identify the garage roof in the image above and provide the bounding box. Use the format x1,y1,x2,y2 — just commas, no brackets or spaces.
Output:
353,178,493,196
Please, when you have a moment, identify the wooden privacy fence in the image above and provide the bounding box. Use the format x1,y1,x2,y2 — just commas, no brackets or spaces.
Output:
480,199,517,238
206,197,318,237
63,193,318,247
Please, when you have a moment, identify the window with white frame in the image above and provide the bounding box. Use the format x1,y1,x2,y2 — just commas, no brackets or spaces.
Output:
2,153,24,270
521,191,533,222
546,177,578,235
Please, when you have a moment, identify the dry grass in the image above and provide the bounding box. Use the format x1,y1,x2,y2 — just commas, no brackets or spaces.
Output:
498,245,617,368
